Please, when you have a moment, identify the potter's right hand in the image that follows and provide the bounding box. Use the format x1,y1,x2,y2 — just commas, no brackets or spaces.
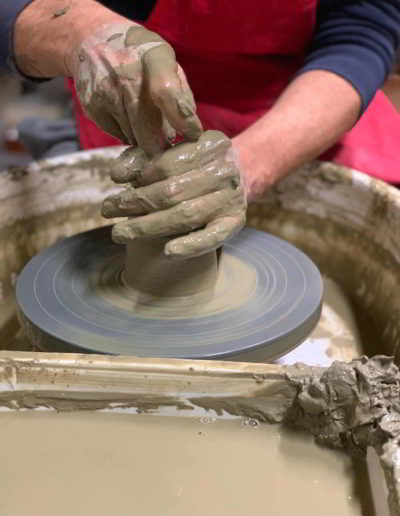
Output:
102,130,247,259
71,22,202,156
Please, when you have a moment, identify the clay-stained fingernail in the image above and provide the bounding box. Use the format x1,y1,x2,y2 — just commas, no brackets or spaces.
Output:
101,199,115,217
164,240,185,258
112,224,138,244
183,116,203,141
187,91,196,112
112,147,148,183
164,238,203,259
163,120,177,144
102,193,126,217
177,95,195,118
111,162,140,183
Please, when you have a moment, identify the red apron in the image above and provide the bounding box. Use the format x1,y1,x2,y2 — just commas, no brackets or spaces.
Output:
69,0,400,183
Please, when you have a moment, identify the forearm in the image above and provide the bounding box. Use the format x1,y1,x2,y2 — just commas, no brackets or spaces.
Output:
14,0,132,77
233,70,362,199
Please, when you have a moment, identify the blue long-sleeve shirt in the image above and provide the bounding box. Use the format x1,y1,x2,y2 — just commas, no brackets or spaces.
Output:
1,1,399,112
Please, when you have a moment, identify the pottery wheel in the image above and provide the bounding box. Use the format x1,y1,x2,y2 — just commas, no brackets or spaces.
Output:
17,226,323,361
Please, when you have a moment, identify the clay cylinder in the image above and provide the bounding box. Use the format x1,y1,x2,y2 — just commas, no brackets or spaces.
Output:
124,238,218,297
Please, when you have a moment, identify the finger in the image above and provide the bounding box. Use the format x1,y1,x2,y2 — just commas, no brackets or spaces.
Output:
164,214,246,259
124,99,176,157
111,189,236,244
131,130,230,187
114,107,137,145
86,105,130,144
107,60,166,156
143,46,202,142
125,26,165,47
162,116,177,144
82,69,137,145
126,95,169,157
111,146,149,184
102,163,235,218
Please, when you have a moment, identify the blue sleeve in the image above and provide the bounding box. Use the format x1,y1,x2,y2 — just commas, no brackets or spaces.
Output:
0,0,35,76
298,0,400,112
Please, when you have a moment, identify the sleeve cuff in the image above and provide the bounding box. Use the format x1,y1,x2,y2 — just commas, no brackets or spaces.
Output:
295,45,391,115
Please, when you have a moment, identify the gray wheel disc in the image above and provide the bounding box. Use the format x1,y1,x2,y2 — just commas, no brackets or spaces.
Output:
17,226,323,361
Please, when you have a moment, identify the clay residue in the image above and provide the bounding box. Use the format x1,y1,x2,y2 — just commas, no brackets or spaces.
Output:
0,389,193,414
286,356,400,452
52,6,70,19
191,356,400,454
75,23,202,153
288,357,400,516
3,355,398,456
191,356,400,514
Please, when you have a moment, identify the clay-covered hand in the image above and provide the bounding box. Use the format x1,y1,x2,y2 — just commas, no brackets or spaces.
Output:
102,130,247,258
72,22,202,156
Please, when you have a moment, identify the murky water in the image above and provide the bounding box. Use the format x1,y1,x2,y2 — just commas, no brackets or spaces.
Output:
0,410,374,516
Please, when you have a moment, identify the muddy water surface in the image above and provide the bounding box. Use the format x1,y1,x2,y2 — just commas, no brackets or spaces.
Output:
0,410,373,516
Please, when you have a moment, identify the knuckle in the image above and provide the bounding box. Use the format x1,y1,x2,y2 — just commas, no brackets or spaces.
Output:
154,156,170,178
176,95,195,118
198,130,230,157
206,130,228,142
112,162,132,182
119,191,133,209
151,81,175,104
205,130,230,147
175,201,197,219
162,182,178,199
216,163,236,181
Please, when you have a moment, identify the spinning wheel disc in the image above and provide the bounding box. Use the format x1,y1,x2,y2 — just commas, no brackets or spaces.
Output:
17,226,323,361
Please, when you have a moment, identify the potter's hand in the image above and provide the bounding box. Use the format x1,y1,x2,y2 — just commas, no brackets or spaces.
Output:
102,130,247,258
72,22,202,156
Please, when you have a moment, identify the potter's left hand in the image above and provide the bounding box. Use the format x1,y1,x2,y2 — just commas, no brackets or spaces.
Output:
102,130,247,258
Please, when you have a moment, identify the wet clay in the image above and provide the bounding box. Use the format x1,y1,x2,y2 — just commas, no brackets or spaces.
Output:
124,238,217,296
52,6,69,18
188,357,400,450
0,410,371,516
95,242,255,317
